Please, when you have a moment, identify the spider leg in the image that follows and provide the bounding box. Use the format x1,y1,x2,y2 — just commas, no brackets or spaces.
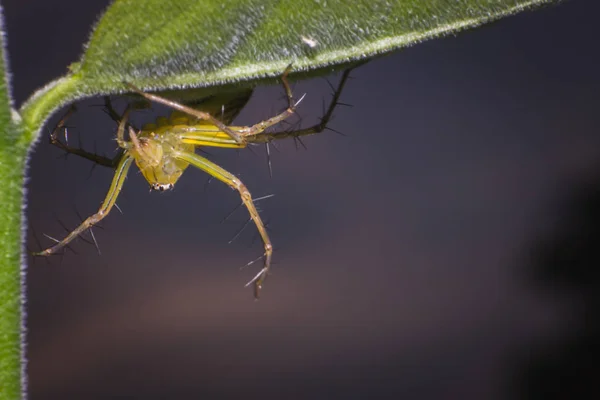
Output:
245,68,354,143
124,65,299,145
49,100,137,168
234,64,299,137
32,155,133,256
124,83,246,144
178,67,353,147
176,125,247,149
173,150,272,298
103,96,142,132
103,96,125,124
49,105,121,168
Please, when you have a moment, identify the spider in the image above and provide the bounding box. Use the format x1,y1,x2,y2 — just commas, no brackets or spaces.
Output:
33,66,352,298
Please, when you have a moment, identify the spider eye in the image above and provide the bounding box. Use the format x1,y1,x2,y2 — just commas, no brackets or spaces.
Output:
151,183,173,191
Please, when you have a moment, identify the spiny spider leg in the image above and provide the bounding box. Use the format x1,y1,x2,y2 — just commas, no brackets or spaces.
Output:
125,83,246,144
32,155,133,256
176,68,352,148
49,104,122,168
34,107,135,256
124,64,299,145
173,150,272,298
245,68,354,144
234,64,299,137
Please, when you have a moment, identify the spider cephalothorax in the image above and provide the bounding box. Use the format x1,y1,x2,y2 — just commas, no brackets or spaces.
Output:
127,128,193,190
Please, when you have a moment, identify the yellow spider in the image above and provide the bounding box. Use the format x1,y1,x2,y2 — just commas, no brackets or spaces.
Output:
34,66,352,298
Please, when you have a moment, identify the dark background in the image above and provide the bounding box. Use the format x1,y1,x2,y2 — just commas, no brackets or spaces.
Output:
3,0,599,398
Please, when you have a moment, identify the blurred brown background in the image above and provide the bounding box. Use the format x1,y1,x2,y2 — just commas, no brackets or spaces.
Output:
4,0,599,398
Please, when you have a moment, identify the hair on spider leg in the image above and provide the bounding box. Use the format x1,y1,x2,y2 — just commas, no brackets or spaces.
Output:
325,92,354,111
100,106,119,124
52,124,77,146
221,202,243,224
254,107,289,177
53,126,118,167
251,218,274,246
252,203,267,218
37,244,73,267
285,101,305,124
278,94,306,128
282,113,305,138
226,194,275,246
240,67,352,160
67,206,106,255
221,193,275,224
49,214,67,238
52,212,94,246
101,97,125,124
282,117,308,151
89,100,116,120
228,218,252,244
242,144,259,158
294,136,309,151
324,125,347,137
240,252,265,271
75,128,84,150
244,268,266,297
244,239,278,268
265,142,273,178
41,233,60,244
53,214,72,234
345,71,359,80
73,206,93,228
55,151,71,162
29,223,42,251
294,68,354,139
42,233,79,256
323,76,337,95
74,205,106,239
49,104,77,139
28,224,52,266
291,110,305,127
80,139,107,180
30,242,67,266
87,162,98,181
203,176,214,192
294,92,307,107
253,193,276,203
268,140,281,154
49,124,83,161
88,227,101,255
50,219,102,254
102,96,145,132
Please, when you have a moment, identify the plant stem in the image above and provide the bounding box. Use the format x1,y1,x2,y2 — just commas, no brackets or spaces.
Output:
0,6,25,399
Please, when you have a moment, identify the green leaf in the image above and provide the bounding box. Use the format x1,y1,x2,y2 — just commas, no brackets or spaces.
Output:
0,12,25,400
19,0,558,147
